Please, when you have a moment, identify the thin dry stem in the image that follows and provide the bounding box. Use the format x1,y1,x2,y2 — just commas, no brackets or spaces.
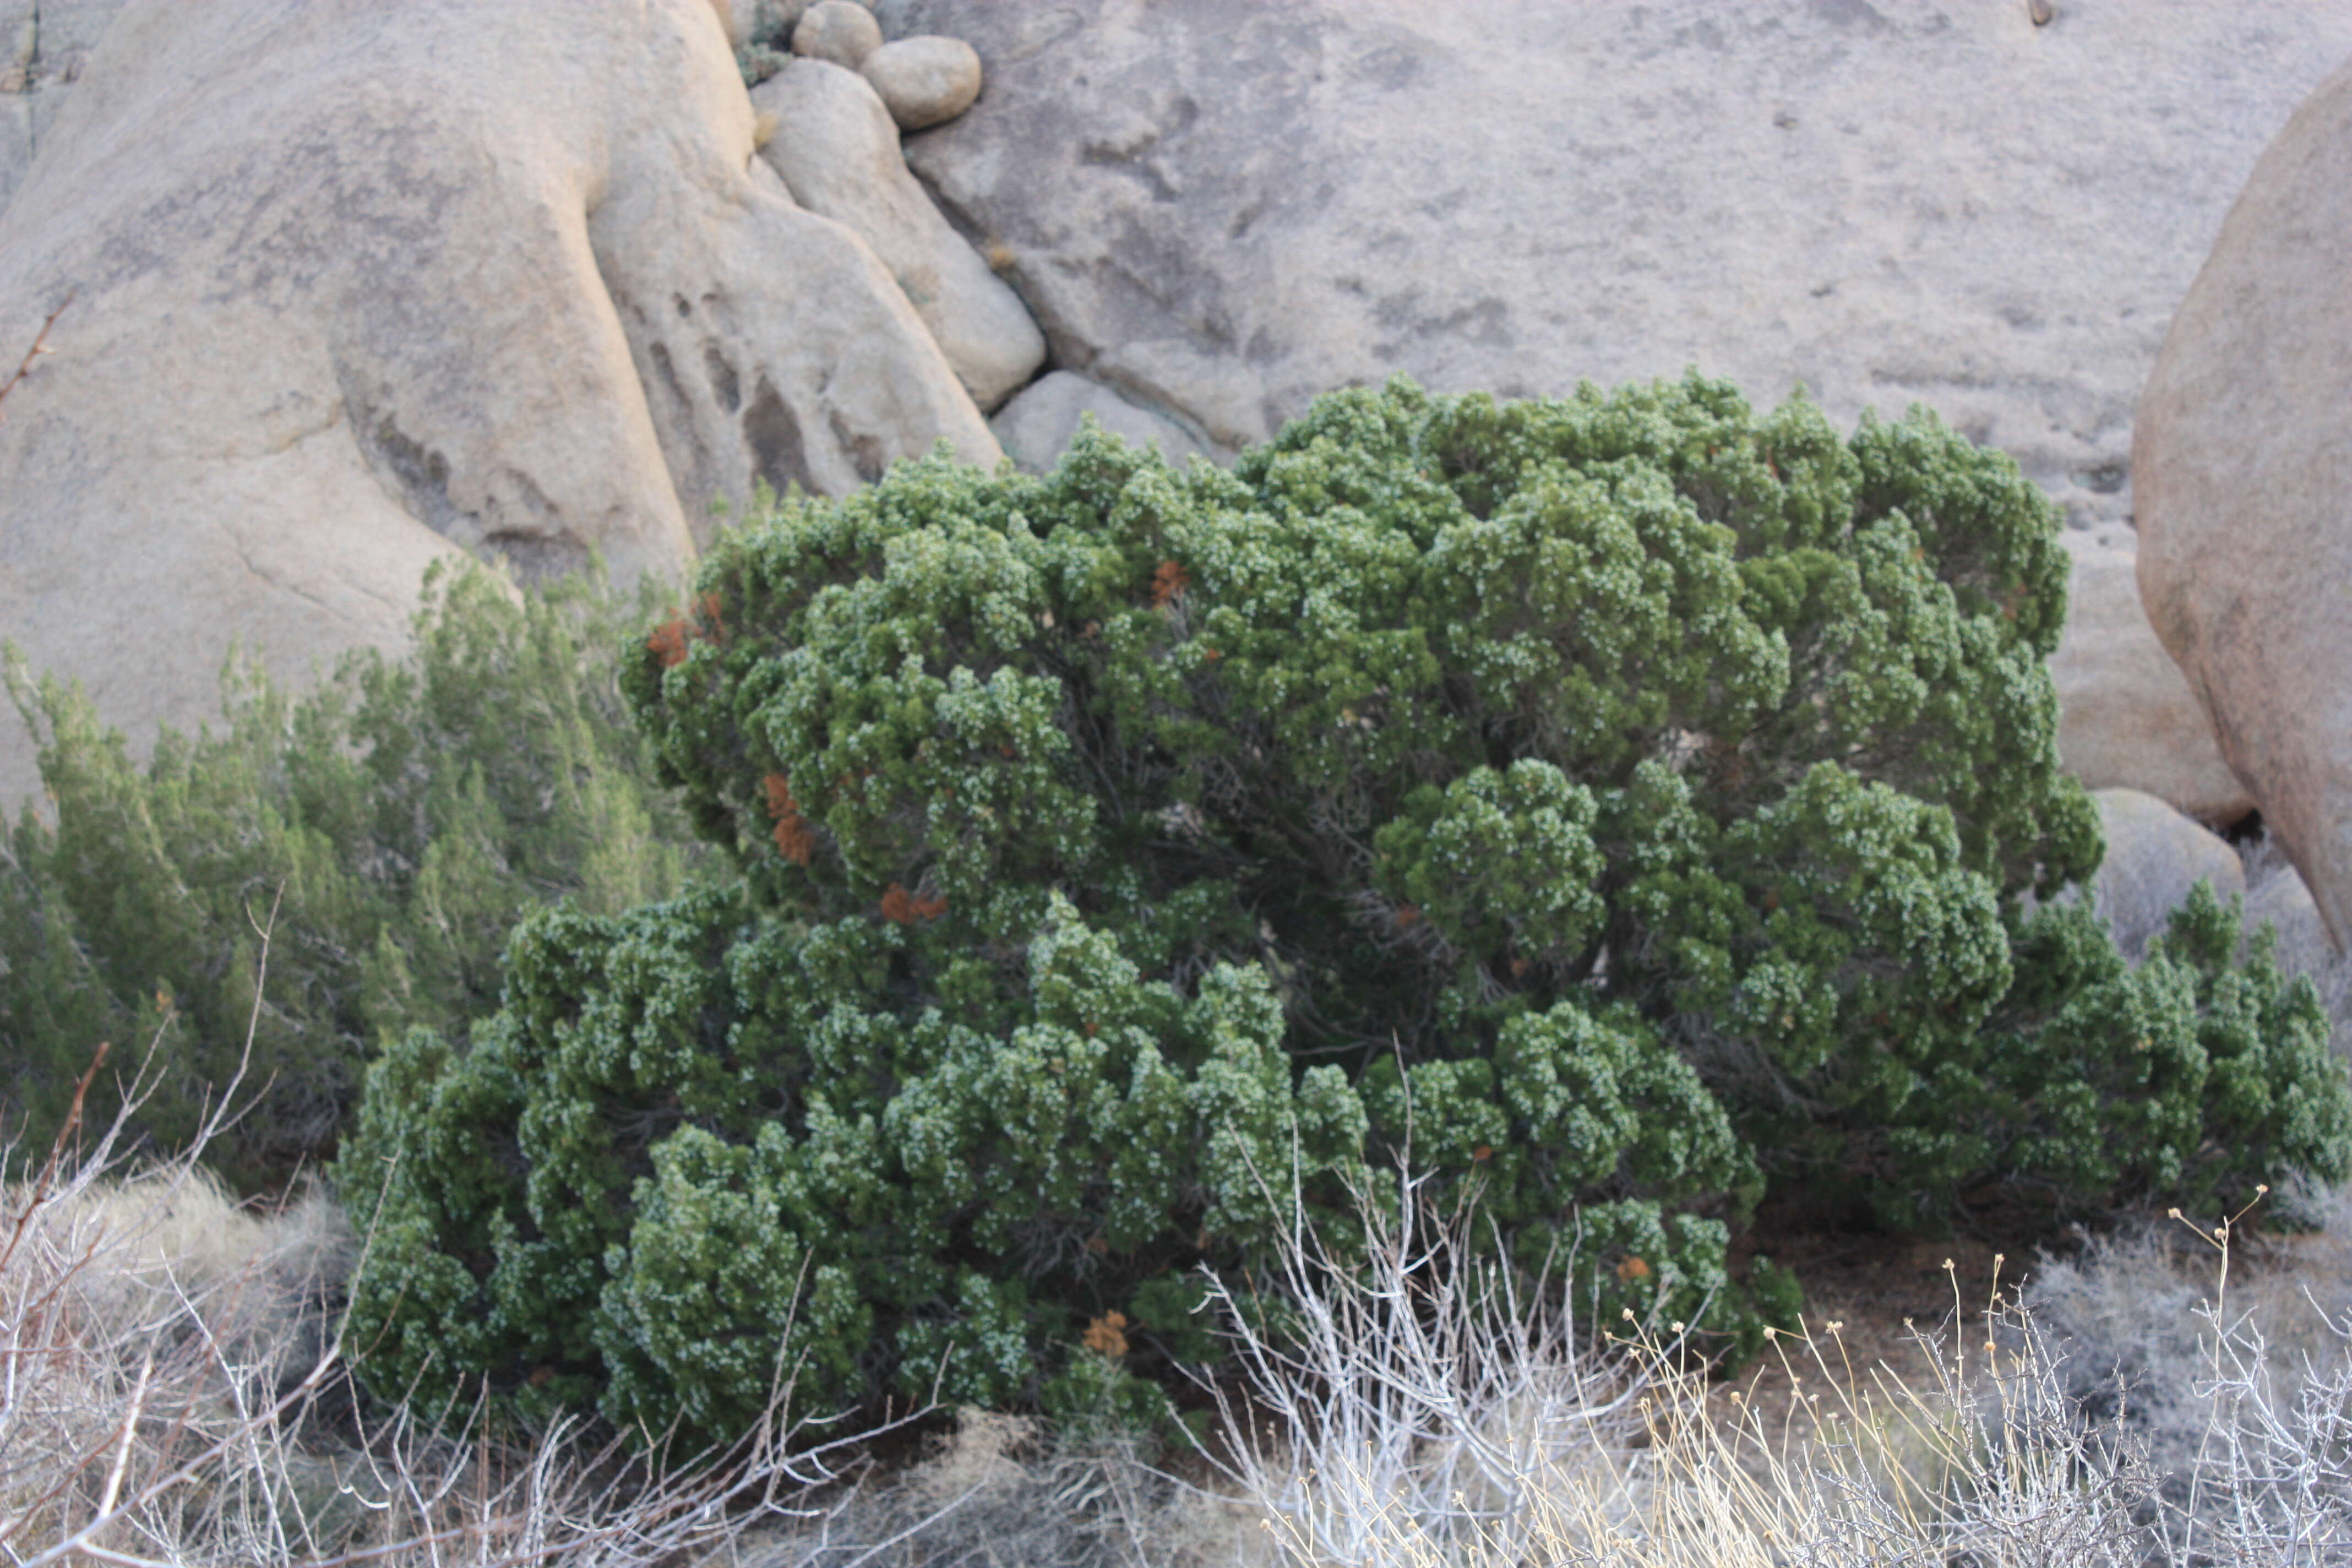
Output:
0,292,71,419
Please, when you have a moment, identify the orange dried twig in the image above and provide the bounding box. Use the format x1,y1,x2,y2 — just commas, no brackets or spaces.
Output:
647,617,692,668
0,290,74,420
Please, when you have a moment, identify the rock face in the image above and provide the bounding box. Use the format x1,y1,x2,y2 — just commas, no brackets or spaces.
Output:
754,59,1043,411
0,0,125,214
2136,56,2352,955
2087,788,2246,961
889,0,2352,525
885,0,2352,826
2050,525,2253,825
0,0,997,808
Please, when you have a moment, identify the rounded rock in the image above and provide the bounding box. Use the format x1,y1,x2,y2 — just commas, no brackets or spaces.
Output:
791,1,881,69
861,36,983,132
2086,788,2247,960
2244,860,2337,975
2136,55,2352,952
720,0,815,48
991,372,1209,473
0,0,1003,813
752,60,1043,410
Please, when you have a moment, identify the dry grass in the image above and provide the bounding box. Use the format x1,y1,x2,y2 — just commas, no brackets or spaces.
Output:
15,1101,2352,1568
726,1407,1270,1568
1188,1166,2352,1568
0,1092,912,1568
28,1117,2352,1568
1189,1170,1651,1568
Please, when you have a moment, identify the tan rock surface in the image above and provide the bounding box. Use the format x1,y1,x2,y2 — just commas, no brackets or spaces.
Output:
0,0,996,808
990,371,1210,473
754,58,1043,411
2050,525,2252,825
2136,56,2352,951
792,1,881,69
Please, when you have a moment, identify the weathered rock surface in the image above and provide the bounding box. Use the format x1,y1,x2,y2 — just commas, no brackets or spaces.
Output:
2136,55,2352,954
0,0,997,808
2050,524,2253,825
890,0,2352,531
862,35,982,131
793,0,881,68
990,371,1209,472
2087,788,2246,961
0,0,126,214
754,58,1043,411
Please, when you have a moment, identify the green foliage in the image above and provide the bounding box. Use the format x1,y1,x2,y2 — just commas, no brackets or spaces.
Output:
736,43,788,88
1980,884,2352,1229
0,560,716,1180
340,374,2352,1443
732,0,794,85
341,884,1374,1441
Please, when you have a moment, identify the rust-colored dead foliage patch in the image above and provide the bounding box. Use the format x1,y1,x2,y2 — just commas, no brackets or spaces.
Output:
1150,559,1190,607
762,772,816,866
880,883,947,924
647,591,726,669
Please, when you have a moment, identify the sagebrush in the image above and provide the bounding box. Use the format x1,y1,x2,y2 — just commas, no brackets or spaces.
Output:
0,559,716,1181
